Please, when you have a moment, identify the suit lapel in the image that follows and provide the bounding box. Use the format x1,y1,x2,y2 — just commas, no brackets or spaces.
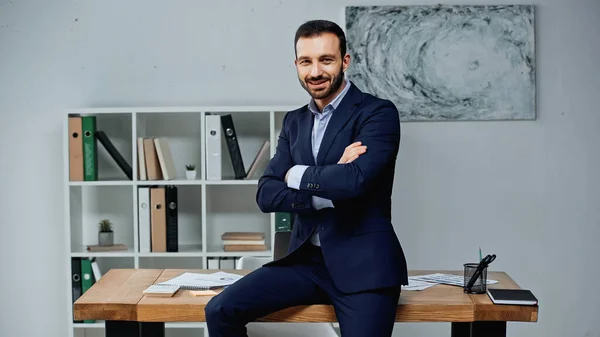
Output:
316,83,362,165
298,106,316,166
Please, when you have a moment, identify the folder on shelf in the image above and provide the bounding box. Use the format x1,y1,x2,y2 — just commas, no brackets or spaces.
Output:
80,258,96,323
221,114,246,179
95,130,133,180
165,185,178,252
68,116,84,181
138,187,151,253
71,257,82,323
81,116,98,181
151,186,167,252
205,114,222,180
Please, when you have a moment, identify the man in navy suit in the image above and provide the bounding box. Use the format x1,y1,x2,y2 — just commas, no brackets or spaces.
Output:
205,19,408,337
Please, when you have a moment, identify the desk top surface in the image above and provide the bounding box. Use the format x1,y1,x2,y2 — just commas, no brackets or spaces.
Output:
73,269,538,323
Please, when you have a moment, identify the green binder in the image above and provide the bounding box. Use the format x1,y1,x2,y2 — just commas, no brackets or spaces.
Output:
275,212,292,231
82,116,97,181
80,258,96,323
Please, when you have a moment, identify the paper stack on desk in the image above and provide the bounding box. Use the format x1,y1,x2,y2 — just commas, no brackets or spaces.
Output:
157,271,244,290
410,273,498,286
402,277,437,291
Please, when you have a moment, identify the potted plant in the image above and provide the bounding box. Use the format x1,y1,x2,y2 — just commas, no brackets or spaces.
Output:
98,219,114,247
185,164,197,180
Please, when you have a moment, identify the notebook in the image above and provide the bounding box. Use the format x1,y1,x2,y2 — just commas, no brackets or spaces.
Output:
487,289,538,306
143,284,180,297
156,271,243,290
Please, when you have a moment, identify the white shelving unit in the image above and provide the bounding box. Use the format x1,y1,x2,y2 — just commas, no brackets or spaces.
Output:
63,106,296,337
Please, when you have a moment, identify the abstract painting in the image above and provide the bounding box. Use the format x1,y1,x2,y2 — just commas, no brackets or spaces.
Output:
345,5,535,121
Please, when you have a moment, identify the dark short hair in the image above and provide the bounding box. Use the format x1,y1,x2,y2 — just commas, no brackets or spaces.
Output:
294,20,347,58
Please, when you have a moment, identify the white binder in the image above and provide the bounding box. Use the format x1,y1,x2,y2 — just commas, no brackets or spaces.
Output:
138,187,151,253
205,114,222,180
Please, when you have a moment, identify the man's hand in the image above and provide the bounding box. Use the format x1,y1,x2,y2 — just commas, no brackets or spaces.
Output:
338,141,367,164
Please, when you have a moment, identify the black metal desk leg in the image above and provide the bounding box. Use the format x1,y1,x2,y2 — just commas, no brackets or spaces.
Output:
105,320,165,337
451,321,507,337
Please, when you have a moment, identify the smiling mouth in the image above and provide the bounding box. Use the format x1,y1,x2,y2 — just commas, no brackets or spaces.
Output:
308,79,328,87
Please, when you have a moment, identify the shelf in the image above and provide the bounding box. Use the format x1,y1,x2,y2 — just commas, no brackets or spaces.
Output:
73,322,104,328
65,107,281,337
134,179,258,186
204,179,258,185
69,180,134,186
71,249,135,258
137,179,203,186
205,247,273,257
68,179,259,186
138,244,203,257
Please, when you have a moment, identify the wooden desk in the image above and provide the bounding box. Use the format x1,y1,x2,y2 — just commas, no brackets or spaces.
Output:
74,269,538,337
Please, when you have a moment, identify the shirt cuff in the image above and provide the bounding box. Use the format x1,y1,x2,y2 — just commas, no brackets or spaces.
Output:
312,196,335,210
286,165,309,190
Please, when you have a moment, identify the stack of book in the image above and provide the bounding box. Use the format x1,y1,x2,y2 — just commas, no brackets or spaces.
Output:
221,232,267,252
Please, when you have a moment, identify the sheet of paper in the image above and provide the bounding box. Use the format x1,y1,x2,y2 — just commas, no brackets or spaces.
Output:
158,271,244,289
401,277,437,291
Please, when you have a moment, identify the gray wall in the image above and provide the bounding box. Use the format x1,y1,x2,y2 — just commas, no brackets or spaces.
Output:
1,0,598,336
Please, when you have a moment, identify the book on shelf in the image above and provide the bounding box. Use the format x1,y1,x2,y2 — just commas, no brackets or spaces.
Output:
221,232,267,251
138,137,177,181
86,243,128,252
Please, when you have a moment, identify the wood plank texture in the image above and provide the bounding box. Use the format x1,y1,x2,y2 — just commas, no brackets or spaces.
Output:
73,269,163,321
73,269,539,324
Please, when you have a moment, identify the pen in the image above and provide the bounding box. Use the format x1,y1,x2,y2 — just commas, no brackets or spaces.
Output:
464,254,496,293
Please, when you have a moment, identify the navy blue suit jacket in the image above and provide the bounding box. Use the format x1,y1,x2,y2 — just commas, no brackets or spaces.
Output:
256,83,408,294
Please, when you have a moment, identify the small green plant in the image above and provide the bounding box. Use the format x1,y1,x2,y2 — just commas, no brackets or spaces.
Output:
185,164,196,171
99,219,113,232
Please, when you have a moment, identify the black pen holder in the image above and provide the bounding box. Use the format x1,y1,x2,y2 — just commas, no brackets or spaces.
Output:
463,263,488,294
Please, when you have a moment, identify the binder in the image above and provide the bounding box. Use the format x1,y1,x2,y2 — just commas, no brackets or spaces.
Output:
150,186,167,252
95,130,132,180
275,212,292,232
138,187,151,253
221,114,246,179
205,114,222,180
81,116,98,181
165,185,178,252
68,116,84,181
80,258,96,323
71,257,82,323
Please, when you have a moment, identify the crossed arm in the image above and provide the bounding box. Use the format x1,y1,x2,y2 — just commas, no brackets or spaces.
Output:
255,101,400,213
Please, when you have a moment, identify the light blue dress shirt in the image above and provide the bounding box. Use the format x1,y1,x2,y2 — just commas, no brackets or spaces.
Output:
286,79,352,246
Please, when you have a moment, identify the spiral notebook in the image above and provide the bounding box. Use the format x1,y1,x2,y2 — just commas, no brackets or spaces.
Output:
156,271,244,290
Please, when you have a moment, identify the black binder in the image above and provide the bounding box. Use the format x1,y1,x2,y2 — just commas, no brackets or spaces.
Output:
165,185,178,252
95,130,133,180
71,257,83,323
220,114,247,179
